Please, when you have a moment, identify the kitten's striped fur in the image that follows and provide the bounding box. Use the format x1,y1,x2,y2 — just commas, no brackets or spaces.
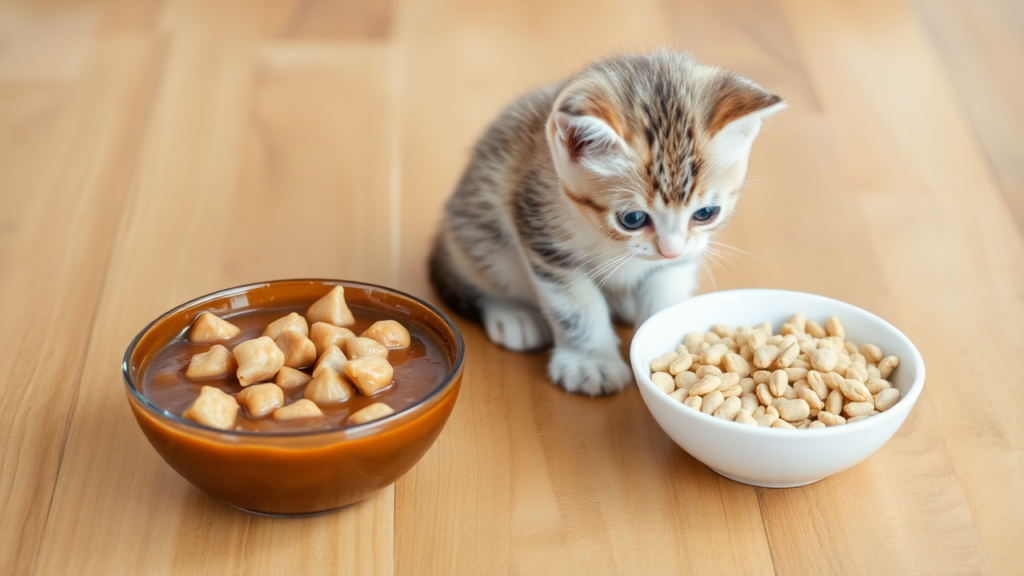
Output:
430,51,783,395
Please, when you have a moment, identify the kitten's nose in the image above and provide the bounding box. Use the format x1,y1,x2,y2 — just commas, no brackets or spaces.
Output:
657,238,684,259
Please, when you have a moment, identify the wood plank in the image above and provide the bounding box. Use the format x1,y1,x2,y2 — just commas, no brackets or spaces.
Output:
0,0,98,81
34,2,395,574
0,36,162,575
393,1,775,574
913,0,1024,237
779,0,1024,573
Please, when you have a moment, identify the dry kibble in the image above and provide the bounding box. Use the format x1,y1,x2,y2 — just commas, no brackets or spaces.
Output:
775,343,800,369
825,316,845,339
306,285,355,327
189,312,241,344
806,320,826,338
792,379,809,396
808,371,829,400
185,345,236,380
233,337,285,387
718,372,740,389
772,419,795,429
650,351,678,373
867,364,882,379
740,393,759,413
755,383,773,406
752,370,771,385
767,335,784,346
784,367,808,382
683,395,702,411
850,352,867,365
312,345,348,377
739,377,756,395
350,402,395,425
714,396,742,420
183,386,238,430
275,366,312,392
721,385,743,399
701,390,725,415
668,388,689,402
825,389,844,415
343,356,395,395
788,313,807,333
703,332,721,345
875,388,901,411
766,405,780,418
310,322,356,357
840,378,872,403
702,344,729,367
747,331,767,351
669,354,693,375
740,344,753,362
722,353,751,377
754,322,772,336
275,329,317,369
782,385,798,400
719,337,738,352
346,337,389,361
273,399,323,421
843,340,858,355
878,356,900,379
817,411,846,426
769,370,789,398
361,320,411,349
810,348,838,372
843,402,876,418
651,372,675,394
860,343,883,365
263,312,309,340
689,375,721,396
304,369,356,406
780,323,799,336
712,323,736,339
684,332,705,349
821,371,845,391
777,398,811,422
236,383,284,418
675,371,699,390
799,387,824,410
753,406,766,418
735,409,758,426
808,421,826,429
695,364,723,378
755,413,779,427
753,345,780,369
865,377,891,394
790,358,811,370
845,362,868,383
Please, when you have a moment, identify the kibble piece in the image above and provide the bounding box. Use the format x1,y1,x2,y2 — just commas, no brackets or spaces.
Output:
772,419,795,429
675,371,699,390
275,329,317,369
344,356,394,395
361,320,411,349
701,390,725,415
806,320,827,338
237,383,284,418
865,377,891,394
712,323,736,339
736,326,754,347
840,378,872,403
769,370,789,398
799,387,824,410
791,358,811,369
233,337,285,387
304,369,356,405
740,392,759,413
755,413,779,427
807,371,828,400
718,372,740,389
766,405,780,418
766,335,784,347
787,313,807,333
683,395,703,411
722,353,751,377
753,405,766,418
777,398,811,422
346,337,389,361
850,352,867,365
263,312,309,340
752,370,771,385
684,332,705,349
695,365,723,378
350,402,395,425
702,343,729,367
817,411,846,426
689,375,721,396
747,331,767,351
275,366,312,392
721,384,743,399
784,367,808,382
825,389,844,415
845,362,868,383
310,322,357,357
755,383,773,406
714,396,742,420
650,352,678,373
735,409,757,426
866,364,882,379
652,372,675,394
668,354,693,375
860,343,883,365
875,388,901,411
808,420,826,429
753,345,780,369
878,355,900,379
739,377,756,395
754,322,772,336
189,312,241,344
846,415,872,423
821,371,844,391
312,345,348,377
843,402,876,418
825,316,845,339
273,399,323,421
719,337,738,352
780,323,799,336
183,386,238,430
668,388,689,402
306,285,355,327
185,345,236,380
843,341,858,355
810,348,838,372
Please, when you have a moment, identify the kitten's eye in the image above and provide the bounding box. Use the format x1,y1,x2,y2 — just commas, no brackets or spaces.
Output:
692,206,720,223
617,211,649,230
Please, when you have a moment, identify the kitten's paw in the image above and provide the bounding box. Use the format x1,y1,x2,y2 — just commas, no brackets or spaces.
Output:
481,299,552,352
548,347,633,396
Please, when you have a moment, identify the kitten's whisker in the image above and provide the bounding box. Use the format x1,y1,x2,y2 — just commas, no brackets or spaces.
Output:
708,240,764,262
704,251,737,288
597,255,634,289
696,253,717,292
703,247,741,267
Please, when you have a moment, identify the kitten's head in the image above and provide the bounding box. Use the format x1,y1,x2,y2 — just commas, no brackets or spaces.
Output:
547,52,783,260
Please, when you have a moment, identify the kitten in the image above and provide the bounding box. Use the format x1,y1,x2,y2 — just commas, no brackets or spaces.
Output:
429,51,783,396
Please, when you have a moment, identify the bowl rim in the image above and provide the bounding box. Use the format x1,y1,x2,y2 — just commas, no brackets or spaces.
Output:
630,288,926,436
122,278,466,439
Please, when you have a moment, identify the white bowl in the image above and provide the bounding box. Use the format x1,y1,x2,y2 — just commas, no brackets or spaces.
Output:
630,289,925,488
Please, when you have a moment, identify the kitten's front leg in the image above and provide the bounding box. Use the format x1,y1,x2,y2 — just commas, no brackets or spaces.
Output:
634,260,700,326
533,270,633,396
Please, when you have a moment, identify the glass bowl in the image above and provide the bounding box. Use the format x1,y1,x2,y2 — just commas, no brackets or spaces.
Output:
123,279,464,516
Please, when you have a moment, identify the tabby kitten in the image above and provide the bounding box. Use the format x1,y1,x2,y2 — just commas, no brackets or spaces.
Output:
430,51,783,396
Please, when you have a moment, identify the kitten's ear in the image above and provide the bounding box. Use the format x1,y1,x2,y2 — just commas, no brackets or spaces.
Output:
549,111,632,178
704,76,784,168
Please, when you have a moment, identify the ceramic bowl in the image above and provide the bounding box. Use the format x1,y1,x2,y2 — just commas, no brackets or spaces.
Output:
630,289,925,487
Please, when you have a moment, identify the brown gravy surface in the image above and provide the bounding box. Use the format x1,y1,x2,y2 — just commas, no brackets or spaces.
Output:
141,304,451,432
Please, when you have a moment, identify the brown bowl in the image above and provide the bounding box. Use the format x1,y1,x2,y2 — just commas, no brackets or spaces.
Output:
122,279,464,517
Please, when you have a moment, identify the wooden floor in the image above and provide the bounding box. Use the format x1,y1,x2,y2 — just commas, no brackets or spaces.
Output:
2,0,1022,574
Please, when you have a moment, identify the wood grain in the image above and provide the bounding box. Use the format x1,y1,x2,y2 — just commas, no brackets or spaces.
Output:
0,0,1022,574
